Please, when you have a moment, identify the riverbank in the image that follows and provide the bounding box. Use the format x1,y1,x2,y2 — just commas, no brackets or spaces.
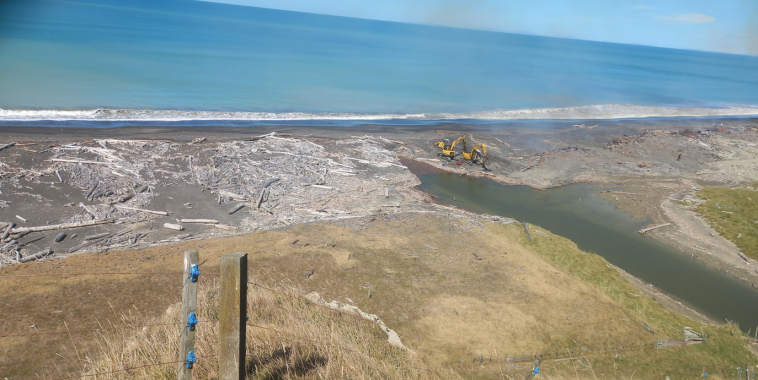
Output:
391,118,758,292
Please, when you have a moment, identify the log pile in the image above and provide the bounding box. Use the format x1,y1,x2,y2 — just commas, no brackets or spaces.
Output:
0,133,420,265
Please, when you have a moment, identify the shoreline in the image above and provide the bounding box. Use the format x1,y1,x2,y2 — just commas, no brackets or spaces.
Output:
2,104,758,125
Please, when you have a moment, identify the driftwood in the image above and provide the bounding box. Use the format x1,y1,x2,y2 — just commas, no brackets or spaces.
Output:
163,223,184,231
85,232,112,240
255,178,280,209
179,219,218,224
115,205,168,216
638,223,671,234
0,142,16,152
522,221,534,243
79,202,96,217
641,322,656,334
738,252,749,262
256,188,269,209
262,177,280,188
116,193,134,203
385,187,389,198
214,224,236,230
86,183,99,199
19,249,52,263
310,185,332,189
11,218,114,234
218,190,247,201
67,229,130,253
50,158,118,165
228,203,245,214
54,232,66,242
16,215,28,223
1,223,15,240
2,240,17,250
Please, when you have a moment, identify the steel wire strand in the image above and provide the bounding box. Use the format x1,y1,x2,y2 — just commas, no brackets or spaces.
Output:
246,323,459,379
0,320,218,338
48,357,200,380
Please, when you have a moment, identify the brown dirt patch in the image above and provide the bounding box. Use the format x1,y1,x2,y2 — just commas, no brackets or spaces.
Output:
399,157,447,176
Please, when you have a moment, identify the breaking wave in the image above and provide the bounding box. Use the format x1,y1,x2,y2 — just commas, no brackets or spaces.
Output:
1,104,758,122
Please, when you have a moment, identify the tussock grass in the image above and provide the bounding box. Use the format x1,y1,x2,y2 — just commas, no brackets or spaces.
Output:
56,214,757,379
80,279,452,379
508,222,757,380
696,185,758,259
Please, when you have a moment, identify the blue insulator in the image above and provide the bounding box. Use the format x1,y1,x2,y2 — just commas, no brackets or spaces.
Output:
187,312,198,331
189,264,200,282
186,350,197,369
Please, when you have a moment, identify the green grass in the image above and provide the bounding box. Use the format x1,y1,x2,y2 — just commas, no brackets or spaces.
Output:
696,184,758,260
512,221,757,379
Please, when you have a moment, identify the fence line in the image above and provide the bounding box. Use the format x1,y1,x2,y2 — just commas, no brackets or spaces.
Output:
249,279,694,376
463,340,665,365
0,271,221,278
3,250,211,380
0,320,218,338
48,358,199,380
247,323,461,380
243,353,357,380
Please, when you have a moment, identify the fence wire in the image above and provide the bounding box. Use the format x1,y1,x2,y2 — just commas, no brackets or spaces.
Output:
247,323,461,380
0,271,221,278
0,320,217,338
48,358,197,380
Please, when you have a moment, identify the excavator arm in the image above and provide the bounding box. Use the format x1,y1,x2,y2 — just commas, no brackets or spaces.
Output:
434,136,466,159
462,143,486,161
449,136,466,150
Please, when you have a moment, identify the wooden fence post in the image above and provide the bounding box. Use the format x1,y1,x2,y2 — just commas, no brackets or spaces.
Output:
178,250,199,380
219,252,248,380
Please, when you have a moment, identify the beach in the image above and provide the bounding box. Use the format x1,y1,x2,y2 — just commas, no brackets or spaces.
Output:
2,117,758,282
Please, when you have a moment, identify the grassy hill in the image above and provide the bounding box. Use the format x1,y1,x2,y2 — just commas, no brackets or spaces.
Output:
0,212,754,379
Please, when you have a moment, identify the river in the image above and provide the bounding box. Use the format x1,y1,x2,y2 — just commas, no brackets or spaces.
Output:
419,173,758,330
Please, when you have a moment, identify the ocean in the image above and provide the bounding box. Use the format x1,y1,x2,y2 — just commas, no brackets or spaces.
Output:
1,0,757,127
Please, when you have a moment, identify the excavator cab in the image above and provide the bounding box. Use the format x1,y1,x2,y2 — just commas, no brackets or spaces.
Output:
434,136,465,160
462,143,489,170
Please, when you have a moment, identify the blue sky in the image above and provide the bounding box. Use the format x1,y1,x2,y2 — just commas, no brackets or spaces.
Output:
200,0,758,56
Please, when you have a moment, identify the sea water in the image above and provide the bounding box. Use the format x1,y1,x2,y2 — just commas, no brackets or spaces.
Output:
0,0,757,126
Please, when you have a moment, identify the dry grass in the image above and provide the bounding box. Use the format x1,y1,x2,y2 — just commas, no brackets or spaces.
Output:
3,213,755,379
80,279,453,379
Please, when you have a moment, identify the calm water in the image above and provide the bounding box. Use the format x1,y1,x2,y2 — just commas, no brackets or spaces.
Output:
1,0,758,126
420,174,758,329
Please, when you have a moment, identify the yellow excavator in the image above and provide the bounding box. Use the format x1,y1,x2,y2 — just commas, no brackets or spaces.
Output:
462,143,489,169
434,136,466,160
